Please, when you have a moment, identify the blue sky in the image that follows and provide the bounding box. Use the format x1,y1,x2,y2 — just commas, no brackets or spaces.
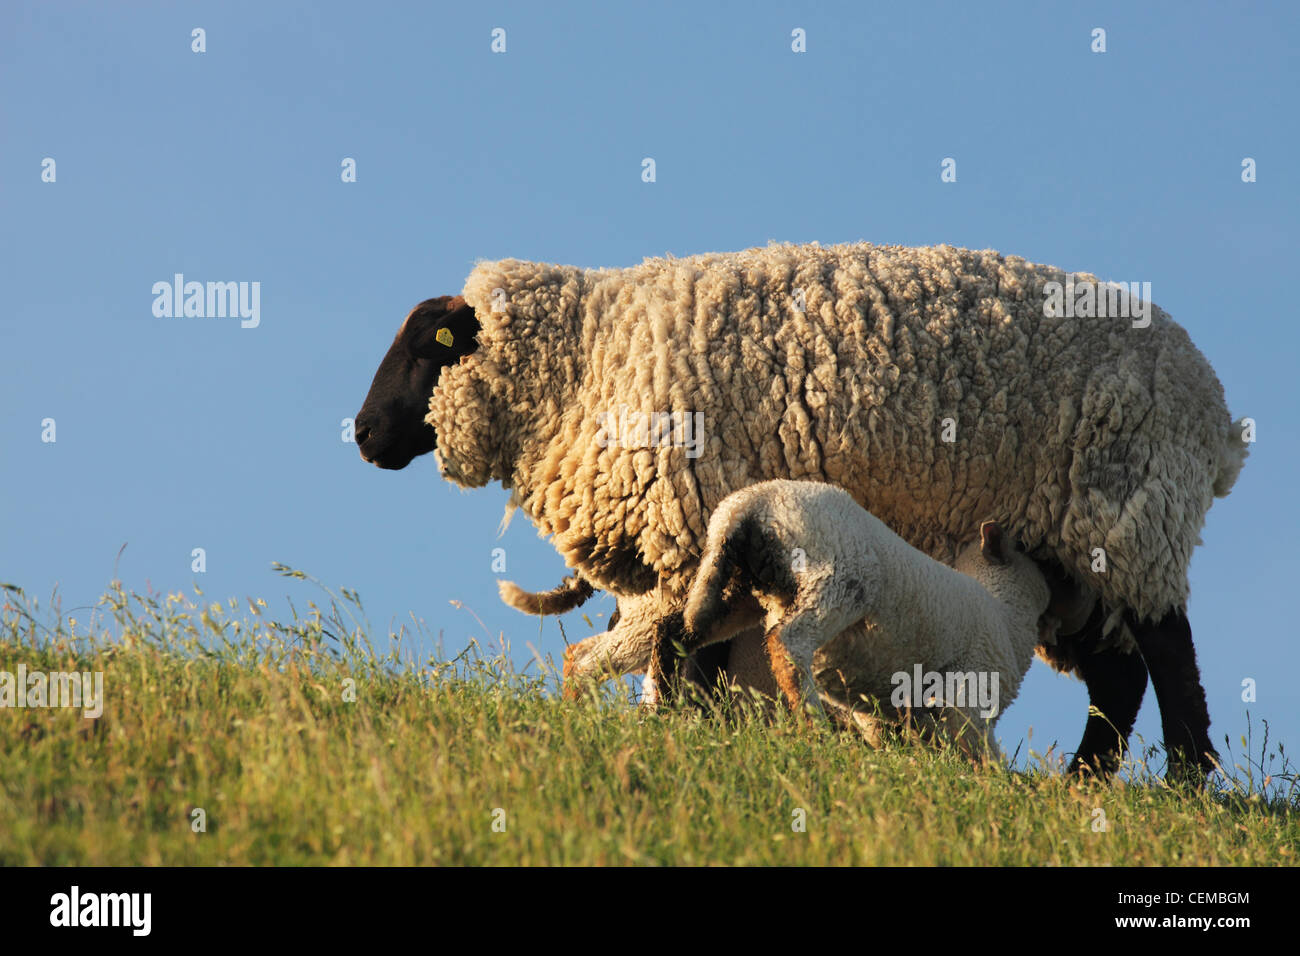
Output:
3,1,1296,773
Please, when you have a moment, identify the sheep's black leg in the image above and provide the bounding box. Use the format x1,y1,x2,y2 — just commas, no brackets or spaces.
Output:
649,611,731,709
683,644,731,698
1129,610,1218,785
1069,622,1149,778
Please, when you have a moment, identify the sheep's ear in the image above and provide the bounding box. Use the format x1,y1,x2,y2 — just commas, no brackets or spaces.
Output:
407,296,480,361
980,521,1008,565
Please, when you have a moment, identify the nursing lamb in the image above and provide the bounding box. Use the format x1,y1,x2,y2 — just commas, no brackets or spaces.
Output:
681,480,1051,757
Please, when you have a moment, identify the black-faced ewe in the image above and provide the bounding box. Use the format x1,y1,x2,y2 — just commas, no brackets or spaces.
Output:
681,479,1051,757
354,296,479,470
355,241,1249,782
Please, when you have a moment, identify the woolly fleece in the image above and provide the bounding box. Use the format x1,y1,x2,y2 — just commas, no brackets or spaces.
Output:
428,242,1247,645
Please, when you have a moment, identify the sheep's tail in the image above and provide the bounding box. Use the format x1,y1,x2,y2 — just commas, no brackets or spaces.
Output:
497,573,595,616
1213,417,1252,497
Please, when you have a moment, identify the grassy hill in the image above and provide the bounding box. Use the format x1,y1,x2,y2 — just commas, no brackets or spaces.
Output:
2,575,1296,866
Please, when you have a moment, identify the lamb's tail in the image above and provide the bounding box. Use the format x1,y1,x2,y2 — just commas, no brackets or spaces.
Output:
684,550,730,640
497,573,595,616
1213,417,1252,498
684,513,761,640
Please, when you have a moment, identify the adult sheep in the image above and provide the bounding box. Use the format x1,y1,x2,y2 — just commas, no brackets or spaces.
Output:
354,241,1248,782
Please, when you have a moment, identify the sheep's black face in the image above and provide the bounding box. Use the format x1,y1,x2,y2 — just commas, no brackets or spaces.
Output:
355,296,480,470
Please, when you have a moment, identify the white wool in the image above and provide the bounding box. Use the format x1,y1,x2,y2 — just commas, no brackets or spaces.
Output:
430,242,1247,697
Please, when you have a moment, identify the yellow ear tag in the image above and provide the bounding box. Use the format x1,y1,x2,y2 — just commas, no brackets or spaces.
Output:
435,327,454,347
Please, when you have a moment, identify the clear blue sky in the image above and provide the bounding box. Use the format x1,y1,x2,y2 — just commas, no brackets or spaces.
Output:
3,1,1296,771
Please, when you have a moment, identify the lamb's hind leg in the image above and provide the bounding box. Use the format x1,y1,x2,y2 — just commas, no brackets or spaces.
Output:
766,603,864,718
1130,609,1218,785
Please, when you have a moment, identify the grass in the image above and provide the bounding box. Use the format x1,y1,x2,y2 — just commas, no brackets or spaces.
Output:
1,573,1297,866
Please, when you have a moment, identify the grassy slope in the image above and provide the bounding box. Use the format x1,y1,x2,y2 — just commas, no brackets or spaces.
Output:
1,579,1296,866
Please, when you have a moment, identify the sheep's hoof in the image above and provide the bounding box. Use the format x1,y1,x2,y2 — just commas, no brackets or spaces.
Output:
1067,749,1123,781
1164,748,1218,790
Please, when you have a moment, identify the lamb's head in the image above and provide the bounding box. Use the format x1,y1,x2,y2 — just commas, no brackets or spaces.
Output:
953,521,1052,632
354,296,480,470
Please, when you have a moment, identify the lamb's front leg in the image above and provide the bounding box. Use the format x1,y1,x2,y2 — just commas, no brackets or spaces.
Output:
911,705,1002,764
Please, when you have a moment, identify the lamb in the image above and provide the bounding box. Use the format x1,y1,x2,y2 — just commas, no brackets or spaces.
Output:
679,479,1051,758
355,240,1248,781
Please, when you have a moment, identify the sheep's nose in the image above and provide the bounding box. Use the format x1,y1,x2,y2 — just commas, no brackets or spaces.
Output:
354,420,372,448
